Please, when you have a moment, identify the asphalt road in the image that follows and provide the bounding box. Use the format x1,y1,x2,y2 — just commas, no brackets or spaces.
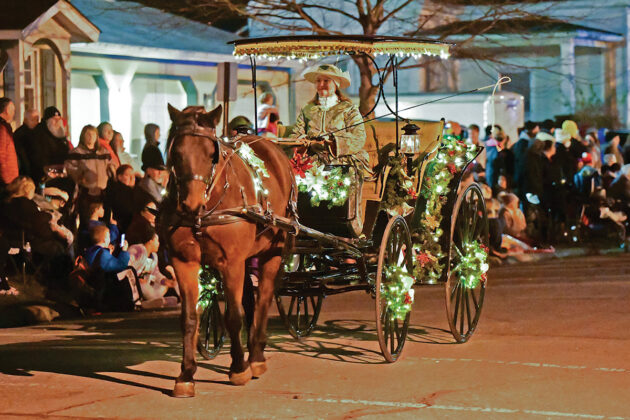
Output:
0,254,629,419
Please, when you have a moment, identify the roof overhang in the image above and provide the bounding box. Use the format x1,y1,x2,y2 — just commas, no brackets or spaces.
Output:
427,18,623,54
21,0,99,43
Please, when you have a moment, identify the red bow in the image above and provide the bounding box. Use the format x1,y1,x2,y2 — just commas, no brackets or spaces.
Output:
290,150,313,178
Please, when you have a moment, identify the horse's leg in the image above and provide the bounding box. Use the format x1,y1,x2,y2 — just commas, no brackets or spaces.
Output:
248,252,283,377
222,260,252,385
172,258,200,398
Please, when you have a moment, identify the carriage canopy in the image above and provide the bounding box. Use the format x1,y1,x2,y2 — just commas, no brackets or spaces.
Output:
231,35,451,60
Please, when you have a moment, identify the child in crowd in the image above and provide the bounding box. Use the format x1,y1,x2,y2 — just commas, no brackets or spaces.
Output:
120,229,179,309
78,201,120,254
84,224,131,311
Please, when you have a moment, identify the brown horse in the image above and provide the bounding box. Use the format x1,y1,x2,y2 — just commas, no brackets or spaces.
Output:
160,104,295,397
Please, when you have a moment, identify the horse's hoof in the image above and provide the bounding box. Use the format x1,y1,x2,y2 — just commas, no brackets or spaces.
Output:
173,381,195,398
250,361,267,378
229,367,253,386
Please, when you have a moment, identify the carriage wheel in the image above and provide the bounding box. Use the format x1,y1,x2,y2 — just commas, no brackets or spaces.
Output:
445,183,489,343
275,293,323,340
197,297,226,360
375,216,413,363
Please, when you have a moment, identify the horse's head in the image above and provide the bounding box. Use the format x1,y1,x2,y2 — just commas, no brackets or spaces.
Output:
167,103,223,215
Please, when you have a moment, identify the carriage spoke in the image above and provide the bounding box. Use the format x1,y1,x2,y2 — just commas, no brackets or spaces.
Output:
459,288,466,335
389,316,395,354
470,286,480,310
295,297,302,331
465,288,472,331
304,296,309,327
452,284,461,325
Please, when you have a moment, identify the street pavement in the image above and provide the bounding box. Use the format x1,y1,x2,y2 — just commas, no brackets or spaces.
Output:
0,253,629,419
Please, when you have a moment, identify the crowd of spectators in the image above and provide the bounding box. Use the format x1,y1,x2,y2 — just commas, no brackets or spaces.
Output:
0,97,178,309
457,118,630,262
2,90,630,301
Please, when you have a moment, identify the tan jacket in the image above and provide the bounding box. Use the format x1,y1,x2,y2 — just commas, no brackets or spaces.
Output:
65,144,115,191
293,100,368,162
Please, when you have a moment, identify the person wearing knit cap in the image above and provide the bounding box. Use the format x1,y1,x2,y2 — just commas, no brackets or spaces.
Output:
292,63,367,163
29,106,72,184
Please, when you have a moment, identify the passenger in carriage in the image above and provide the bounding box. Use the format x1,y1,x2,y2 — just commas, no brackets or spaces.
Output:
292,64,368,164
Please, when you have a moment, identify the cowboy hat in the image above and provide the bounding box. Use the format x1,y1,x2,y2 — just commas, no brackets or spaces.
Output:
302,64,351,90
562,120,579,139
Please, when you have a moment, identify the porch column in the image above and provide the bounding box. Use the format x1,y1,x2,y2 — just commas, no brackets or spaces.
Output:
5,42,23,126
626,7,630,125
560,39,576,114
604,45,618,120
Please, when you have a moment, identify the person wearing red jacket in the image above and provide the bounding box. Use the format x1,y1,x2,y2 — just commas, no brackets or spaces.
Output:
0,97,18,187
97,122,121,167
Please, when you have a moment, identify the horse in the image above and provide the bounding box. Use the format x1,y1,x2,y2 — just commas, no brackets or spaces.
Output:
159,104,296,397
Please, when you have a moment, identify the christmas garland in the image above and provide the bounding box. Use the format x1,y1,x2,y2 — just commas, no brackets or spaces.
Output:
197,265,220,309
381,157,417,217
237,143,270,197
380,265,415,321
452,241,489,289
408,135,487,287
291,151,353,209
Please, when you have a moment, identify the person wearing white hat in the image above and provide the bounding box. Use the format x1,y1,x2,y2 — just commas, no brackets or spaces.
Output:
292,63,368,163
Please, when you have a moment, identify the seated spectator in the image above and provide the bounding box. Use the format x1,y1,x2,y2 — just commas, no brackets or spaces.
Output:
608,163,630,204
135,154,167,207
1,176,72,287
602,154,620,189
84,224,131,311
120,229,178,308
584,188,626,245
33,186,74,250
127,200,157,245
105,164,136,233
110,131,142,176
78,201,120,255
498,193,528,240
492,175,509,197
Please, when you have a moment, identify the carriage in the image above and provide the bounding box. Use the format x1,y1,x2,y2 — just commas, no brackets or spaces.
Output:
196,35,489,364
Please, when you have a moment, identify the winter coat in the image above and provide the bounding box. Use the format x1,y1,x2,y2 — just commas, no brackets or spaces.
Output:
84,245,130,274
141,140,164,171
65,144,115,191
99,138,120,167
292,100,368,162
124,244,169,301
511,135,531,192
0,117,18,185
608,174,630,203
30,122,72,183
13,124,35,178
105,180,135,232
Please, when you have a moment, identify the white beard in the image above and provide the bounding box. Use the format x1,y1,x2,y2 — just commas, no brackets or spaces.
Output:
47,119,66,138
319,94,339,111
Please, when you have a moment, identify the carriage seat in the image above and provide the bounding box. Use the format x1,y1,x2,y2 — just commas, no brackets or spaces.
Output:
362,119,445,201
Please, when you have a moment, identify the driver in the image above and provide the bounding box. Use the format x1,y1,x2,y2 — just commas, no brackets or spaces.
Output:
292,64,368,164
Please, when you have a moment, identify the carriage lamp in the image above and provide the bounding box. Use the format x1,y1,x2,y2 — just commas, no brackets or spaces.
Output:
399,123,421,174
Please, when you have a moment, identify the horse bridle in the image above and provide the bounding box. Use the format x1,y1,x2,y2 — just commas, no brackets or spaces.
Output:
168,121,230,216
